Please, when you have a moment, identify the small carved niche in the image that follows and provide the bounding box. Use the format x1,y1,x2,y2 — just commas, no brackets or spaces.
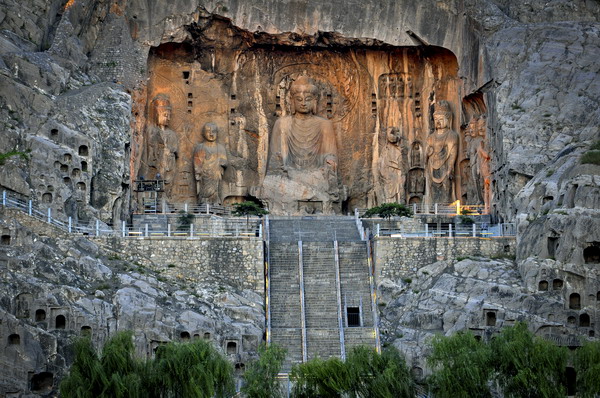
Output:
485,310,497,326
60,164,68,173
63,153,72,163
81,161,88,172
1,235,10,245
583,243,600,264
553,279,563,290
8,333,20,345
569,293,581,310
31,372,54,393
203,332,211,340
78,145,89,157
77,182,86,191
547,236,559,259
55,314,66,329
226,341,238,355
35,309,46,322
180,331,190,340
50,128,58,137
81,326,92,336
538,280,548,291
42,193,52,203
580,313,590,327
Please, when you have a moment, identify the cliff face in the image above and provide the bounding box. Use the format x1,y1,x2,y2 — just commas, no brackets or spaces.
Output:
1,0,599,395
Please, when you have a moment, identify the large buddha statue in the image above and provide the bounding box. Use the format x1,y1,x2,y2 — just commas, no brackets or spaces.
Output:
254,75,342,214
426,101,459,204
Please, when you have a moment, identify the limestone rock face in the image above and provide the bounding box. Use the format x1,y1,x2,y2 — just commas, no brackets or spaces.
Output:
1,0,600,394
0,211,264,395
378,257,598,374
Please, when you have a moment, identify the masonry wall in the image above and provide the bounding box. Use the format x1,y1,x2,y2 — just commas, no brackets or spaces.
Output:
374,237,516,281
97,237,265,294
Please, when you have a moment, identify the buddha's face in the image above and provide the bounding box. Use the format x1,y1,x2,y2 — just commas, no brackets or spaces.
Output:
156,105,171,128
203,125,218,142
292,88,316,115
433,113,449,131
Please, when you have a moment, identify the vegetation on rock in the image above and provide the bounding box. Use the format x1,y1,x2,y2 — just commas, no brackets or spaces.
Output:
0,148,30,166
361,203,413,219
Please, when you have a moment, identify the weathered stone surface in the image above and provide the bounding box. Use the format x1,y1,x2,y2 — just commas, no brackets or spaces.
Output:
0,209,264,395
1,0,600,395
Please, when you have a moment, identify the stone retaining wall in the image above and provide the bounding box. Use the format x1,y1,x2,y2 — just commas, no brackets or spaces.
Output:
96,237,265,294
374,237,516,282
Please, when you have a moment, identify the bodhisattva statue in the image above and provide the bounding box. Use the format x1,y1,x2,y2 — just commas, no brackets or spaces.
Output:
254,75,341,214
378,127,406,203
193,122,228,204
426,100,459,204
146,94,179,188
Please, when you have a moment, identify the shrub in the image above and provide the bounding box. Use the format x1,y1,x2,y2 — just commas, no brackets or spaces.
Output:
362,203,413,219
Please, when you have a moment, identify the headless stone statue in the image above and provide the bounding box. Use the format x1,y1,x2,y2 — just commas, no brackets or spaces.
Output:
193,122,228,204
255,75,342,214
378,127,406,203
426,101,458,204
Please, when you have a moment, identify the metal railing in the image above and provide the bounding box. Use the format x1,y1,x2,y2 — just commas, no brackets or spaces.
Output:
373,222,515,238
1,190,261,238
355,202,461,216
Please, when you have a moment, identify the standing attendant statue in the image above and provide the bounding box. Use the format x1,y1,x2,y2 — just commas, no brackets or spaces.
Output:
193,122,228,204
146,94,179,190
426,101,459,204
379,126,406,203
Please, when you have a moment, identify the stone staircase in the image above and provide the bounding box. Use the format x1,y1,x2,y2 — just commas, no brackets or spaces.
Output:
267,218,378,371
269,217,362,242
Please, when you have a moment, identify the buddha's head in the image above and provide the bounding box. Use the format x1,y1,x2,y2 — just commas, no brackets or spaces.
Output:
433,100,453,131
290,76,319,115
202,122,218,142
153,94,172,128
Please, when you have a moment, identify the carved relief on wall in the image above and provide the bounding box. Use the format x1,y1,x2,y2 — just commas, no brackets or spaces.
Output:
134,20,469,214
459,92,492,212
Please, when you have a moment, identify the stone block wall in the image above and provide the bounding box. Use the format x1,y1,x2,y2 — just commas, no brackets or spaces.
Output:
96,237,264,294
374,237,515,282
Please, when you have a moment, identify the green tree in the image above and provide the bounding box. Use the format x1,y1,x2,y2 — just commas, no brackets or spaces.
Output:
151,340,235,398
176,210,195,231
290,346,414,398
290,357,349,398
61,331,234,398
574,340,600,397
242,343,286,398
233,201,269,229
427,331,492,398
491,322,568,398
362,203,412,219
60,331,144,398
346,346,415,398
